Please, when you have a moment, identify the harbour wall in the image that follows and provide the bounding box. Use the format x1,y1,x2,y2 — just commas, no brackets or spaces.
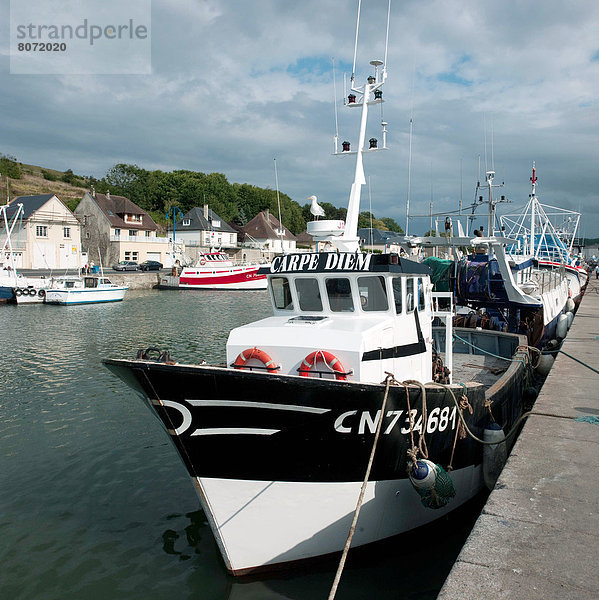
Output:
437,282,599,599
109,272,161,289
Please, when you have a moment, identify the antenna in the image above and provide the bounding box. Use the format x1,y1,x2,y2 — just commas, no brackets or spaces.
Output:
491,118,495,171
351,0,362,85
406,117,413,235
483,113,488,173
459,157,463,215
274,158,284,253
332,58,339,154
383,0,391,73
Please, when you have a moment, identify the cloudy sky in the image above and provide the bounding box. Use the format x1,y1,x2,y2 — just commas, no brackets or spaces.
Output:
2,0,598,237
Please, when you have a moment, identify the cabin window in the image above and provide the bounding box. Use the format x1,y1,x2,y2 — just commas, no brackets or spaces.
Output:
391,277,403,314
357,276,389,311
326,278,354,312
417,278,426,311
406,278,415,313
270,276,293,310
295,278,323,312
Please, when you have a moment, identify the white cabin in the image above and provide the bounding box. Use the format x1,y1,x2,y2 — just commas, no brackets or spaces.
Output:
227,252,434,385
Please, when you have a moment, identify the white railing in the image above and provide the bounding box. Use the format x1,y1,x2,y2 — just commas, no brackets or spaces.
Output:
110,235,170,244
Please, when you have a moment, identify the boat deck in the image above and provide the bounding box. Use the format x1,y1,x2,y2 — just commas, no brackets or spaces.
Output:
445,353,508,387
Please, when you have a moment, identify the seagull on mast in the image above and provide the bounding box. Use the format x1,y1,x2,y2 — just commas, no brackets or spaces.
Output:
308,195,326,219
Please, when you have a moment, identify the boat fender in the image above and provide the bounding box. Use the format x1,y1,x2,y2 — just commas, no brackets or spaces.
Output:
483,422,507,491
233,347,278,372
14,288,22,297
299,350,347,381
409,459,438,490
535,353,555,377
566,298,575,313
566,311,574,329
408,459,456,509
556,313,568,340
38,289,46,298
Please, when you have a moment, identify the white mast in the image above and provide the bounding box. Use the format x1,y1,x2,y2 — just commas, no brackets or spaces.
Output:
530,161,536,258
308,0,390,253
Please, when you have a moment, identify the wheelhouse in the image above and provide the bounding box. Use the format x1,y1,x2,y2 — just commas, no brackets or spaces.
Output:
226,252,434,384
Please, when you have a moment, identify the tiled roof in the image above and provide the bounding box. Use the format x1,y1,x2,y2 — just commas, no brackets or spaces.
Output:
358,228,404,245
173,206,236,234
9,194,56,219
241,210,297,241
90,193,157,231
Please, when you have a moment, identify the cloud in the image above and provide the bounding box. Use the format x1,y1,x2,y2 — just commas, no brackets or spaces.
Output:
1,0,598,236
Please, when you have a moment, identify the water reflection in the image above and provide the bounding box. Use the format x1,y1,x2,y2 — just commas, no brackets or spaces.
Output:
0,289,482,600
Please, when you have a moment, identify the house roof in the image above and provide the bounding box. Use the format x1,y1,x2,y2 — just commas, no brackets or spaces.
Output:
295,230,315,244
241,210,297,241
89,192,157,231
9,194,57,219
172,206,236,234
358,228,404,245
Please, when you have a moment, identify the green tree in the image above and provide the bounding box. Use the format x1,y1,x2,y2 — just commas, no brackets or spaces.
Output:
380,217,404,234
0,154,22,179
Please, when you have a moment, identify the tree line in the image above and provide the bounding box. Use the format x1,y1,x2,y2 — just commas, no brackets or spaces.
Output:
2,155,404,235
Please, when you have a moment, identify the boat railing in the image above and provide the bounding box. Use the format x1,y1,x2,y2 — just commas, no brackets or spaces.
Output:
431,291,453,383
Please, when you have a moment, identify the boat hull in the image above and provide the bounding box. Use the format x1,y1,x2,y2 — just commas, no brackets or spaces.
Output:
104,334,527,575
45,287,127,304
178,266,267,290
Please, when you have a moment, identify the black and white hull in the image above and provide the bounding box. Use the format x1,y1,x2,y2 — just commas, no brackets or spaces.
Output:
105,336,526,575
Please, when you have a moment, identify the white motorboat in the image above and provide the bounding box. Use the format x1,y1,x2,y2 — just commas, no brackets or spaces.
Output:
45,275,128,305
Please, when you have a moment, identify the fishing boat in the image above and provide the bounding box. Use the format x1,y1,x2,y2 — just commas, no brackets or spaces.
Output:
104,9,531,576
499,163,588,306
168,251,268,290
415,167,571,349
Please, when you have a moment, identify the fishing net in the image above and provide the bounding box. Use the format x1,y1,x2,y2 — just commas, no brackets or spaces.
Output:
412,464,456,509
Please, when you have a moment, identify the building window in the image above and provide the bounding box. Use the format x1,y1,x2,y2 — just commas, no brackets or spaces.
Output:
36,226,48,237
114,228,121,238
132,252,139,261
125,252,131,260
129,230,137,237
182,219,191,226
63,227,71,238
145,231,151,238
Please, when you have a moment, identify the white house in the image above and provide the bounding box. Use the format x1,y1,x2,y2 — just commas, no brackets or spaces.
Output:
170,205,238,249
2,194,83,269
241,210,297,254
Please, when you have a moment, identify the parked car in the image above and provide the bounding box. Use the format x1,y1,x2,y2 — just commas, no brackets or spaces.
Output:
113,261,140,271
139,260,163,271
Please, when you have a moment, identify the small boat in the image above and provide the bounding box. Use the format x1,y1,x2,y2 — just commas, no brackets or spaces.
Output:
104,12,530,576
13,277,52,304
173,251,268,290
45,275,128,305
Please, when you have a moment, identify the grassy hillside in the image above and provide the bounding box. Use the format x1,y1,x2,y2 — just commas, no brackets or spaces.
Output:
2,161,88,213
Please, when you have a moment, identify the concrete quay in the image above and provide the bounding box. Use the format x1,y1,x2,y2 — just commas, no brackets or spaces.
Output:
438,281,599,600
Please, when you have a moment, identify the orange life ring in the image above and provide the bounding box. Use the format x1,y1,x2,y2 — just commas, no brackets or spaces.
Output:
299,350,347,381
233,347,278,372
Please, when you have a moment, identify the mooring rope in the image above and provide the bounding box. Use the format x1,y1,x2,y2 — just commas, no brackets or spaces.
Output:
327,373,394,600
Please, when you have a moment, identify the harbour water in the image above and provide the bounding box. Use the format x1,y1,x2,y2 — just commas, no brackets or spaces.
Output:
0,290,486,600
